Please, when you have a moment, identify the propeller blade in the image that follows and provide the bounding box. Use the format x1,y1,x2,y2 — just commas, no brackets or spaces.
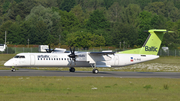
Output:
73,47,75,54
49,45,51,53
70,47,72,54
68,47,77,61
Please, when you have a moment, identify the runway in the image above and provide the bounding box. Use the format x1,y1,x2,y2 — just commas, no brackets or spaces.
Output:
0,69,180,78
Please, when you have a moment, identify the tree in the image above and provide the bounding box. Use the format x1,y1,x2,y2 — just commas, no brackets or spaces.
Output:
161,20,180,49
137,11,152,46
14,0,23,3
77,0,104,12
110,22,138,47
0,20,13,44
59,0,76,12
25,5,61,44
67,31,105,49
36,0,58,8
26,5,60,32
70,4,85,26
136,0,151,9
144,2,166,16
107,2,122,23
59,10,80,32
93,29,112,46
6,0,38,21
103,0,114,9
150,14,166,29
7,22,22,44
121,4,141,27
34,21,49,44
164,1,180,22
3,1,10,14
86,10,110,31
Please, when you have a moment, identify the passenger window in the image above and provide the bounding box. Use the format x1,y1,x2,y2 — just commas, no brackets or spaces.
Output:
64,58,66,60
62,58,63,60
59,58,60,60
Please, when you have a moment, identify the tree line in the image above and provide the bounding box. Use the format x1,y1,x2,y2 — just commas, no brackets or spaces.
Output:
0,0,180,49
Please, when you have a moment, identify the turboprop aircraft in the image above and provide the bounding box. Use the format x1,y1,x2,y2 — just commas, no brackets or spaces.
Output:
4,29,172,74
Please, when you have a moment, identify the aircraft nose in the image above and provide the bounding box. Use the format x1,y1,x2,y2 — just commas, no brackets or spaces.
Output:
4,60,13,67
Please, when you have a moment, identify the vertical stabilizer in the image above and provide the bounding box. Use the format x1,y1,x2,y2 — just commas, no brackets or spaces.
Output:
139,29,166,55
118,29,173,55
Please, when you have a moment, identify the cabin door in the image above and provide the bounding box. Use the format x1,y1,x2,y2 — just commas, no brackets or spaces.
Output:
30,55,35,65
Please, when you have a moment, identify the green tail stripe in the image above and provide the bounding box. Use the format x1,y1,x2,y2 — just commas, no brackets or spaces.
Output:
118,29,173,55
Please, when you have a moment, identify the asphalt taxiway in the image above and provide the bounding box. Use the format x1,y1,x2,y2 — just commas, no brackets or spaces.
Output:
0,69,180,78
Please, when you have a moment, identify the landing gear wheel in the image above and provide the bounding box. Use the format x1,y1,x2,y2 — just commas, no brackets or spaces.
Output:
92,69,99,74
11,68,16,72
69,67,75,72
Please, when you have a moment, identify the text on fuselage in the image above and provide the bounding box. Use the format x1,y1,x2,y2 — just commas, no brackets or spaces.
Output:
145,46,157,52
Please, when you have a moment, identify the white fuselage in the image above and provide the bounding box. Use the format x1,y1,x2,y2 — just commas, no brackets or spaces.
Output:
4,52,159,68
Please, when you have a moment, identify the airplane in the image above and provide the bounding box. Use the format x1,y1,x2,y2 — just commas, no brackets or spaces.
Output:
4,29,173,74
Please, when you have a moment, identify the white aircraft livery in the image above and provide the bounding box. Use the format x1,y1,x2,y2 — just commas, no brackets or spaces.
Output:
4,29,173,74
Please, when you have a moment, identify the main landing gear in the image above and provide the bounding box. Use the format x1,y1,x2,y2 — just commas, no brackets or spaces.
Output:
92,69,99,74
69,67,75,72
69,67,99,74
91,63,99,74
69,62,99,74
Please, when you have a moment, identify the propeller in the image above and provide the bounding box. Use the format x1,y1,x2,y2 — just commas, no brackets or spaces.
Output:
68,47,77,62
46,45,54,53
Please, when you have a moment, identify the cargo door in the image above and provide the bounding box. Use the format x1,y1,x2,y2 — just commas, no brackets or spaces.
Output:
114,55,119,65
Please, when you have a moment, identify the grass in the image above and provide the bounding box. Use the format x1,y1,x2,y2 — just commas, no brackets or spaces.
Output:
0,54,180,72
0,77,180,101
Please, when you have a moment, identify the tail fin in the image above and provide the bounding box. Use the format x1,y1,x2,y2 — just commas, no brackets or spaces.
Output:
119,29,173,55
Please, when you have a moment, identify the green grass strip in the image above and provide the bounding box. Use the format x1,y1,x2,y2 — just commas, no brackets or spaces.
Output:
0,77,180,101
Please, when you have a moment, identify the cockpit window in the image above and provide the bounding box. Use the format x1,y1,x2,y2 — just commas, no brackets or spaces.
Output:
14,55,25,58
14,56,20,58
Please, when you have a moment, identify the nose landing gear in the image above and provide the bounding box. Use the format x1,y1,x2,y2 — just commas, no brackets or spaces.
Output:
11,66,16,72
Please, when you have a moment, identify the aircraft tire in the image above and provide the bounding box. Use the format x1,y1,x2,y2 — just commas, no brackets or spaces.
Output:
11,68,16,72
69,67,75,72
92,69,99,74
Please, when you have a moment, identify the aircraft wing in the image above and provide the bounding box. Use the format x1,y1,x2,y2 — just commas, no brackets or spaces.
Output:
76,52,114,68
89,52,115,55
